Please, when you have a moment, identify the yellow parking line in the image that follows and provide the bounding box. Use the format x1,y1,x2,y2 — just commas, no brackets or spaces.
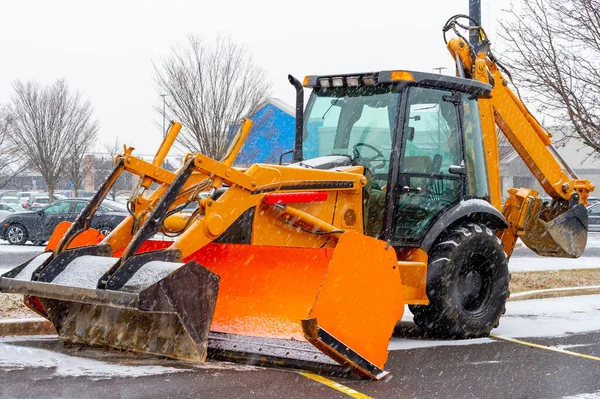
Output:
298,371,373,399
490,334,600,362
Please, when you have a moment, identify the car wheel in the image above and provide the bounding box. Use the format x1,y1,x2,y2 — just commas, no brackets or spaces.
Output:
98,225,113,237
6,223,28,245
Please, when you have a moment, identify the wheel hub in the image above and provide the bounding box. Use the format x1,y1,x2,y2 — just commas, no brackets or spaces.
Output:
459,265,490,313
8,227,23,243
463,271,482,297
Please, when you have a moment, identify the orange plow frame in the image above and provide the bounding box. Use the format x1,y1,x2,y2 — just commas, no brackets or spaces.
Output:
36,224,405,379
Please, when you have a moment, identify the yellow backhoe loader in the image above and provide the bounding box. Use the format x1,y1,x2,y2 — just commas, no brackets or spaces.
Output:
0,15,594,379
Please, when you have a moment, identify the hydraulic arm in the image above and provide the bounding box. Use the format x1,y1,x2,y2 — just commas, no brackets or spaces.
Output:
444,15,595,257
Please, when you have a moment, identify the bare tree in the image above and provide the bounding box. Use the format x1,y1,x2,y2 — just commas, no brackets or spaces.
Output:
102,137,126,201
499,0,600,157
6,80,99,202
0,107,25,189
155,35,272,159
65,128,96,197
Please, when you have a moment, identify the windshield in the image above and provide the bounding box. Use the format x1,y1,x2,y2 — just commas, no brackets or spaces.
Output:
303,85,400,185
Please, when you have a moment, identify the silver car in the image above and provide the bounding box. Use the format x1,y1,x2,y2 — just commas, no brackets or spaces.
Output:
589,202,600,232
0,203,27,219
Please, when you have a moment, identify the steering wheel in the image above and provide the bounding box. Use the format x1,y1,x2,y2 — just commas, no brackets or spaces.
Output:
352,143,386,170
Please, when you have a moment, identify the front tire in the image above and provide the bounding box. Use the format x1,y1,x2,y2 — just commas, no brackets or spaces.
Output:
6,223,28,245
410,223,509,338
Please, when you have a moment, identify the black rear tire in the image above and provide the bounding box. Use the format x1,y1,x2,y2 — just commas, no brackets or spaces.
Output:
410,222,509,338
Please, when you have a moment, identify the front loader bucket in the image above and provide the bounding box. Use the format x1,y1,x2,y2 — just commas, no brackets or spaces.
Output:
521,204,588,258
0,248,219,363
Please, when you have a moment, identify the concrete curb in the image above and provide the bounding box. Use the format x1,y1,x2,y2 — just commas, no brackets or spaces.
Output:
0,317,55,336
509,285,600,301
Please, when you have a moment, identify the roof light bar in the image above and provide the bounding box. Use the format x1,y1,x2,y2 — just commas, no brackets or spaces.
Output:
362,77,376,86
331,77,344,87
346,77,360,87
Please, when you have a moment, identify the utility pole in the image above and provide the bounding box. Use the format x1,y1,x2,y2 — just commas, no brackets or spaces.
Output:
433,67,448,75
160,94,167,139
469,0,481,45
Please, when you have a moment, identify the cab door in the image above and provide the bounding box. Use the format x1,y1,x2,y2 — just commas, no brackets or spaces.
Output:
390,87,466,244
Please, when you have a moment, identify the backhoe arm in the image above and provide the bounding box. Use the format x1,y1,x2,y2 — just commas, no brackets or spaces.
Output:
444,15,594,258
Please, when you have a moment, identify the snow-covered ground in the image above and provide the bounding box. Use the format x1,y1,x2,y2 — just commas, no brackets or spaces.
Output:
0,295,593,379
509,256,600,272
0,335,261,380
0,337,185,379
390,294,600,350
0,242,45,253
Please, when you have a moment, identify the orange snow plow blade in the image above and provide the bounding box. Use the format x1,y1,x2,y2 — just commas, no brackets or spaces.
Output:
194,231,404,379
0,227,404,379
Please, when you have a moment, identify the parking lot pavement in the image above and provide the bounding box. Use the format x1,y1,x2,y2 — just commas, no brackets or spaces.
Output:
0,243,598,398
0,242,45,271
0,295,596,398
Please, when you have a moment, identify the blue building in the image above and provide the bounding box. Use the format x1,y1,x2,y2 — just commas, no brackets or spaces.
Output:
235,98,295,166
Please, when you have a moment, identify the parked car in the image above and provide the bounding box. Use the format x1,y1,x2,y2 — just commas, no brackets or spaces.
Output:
27,193,67,211
0,198,128,245
17,192,38,208
0,203,27,219
587,197,600,207
1,196,21,206
589,202,600,233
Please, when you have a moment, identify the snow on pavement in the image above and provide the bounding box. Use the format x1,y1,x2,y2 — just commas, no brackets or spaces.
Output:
0,242,45,253
0,335,261,379
509,256,600,272
0,339,185,379
390,294,600,351
493,294,600,338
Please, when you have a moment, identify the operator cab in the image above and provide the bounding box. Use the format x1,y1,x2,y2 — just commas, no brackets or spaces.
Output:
300,71,492,246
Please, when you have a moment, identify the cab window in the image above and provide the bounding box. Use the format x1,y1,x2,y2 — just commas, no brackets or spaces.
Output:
462,96,490,199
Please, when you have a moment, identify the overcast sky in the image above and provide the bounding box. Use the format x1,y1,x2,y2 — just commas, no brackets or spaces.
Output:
0,0,510,157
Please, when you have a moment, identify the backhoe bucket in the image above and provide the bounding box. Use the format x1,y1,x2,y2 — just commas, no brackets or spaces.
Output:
520,204,588,258
0,248,220,362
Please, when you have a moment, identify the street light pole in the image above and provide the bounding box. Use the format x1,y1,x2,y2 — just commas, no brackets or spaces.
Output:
160,94,167,139
433,67,448,74
469,0,481,45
